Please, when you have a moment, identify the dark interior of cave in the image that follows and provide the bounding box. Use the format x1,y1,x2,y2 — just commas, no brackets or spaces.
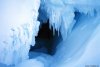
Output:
29,12,80,56
30,20,62,55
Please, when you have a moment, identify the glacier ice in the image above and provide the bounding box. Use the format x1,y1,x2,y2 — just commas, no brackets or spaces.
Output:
0,0,100,67
0,0,40,65
40,0,76,40
40,0,100,40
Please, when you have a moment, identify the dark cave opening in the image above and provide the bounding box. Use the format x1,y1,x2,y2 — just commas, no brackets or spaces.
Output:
30,20,61,55
72,11,82,29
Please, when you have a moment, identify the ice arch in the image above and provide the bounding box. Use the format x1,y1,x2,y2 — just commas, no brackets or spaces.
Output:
0,0,100,67
37,0,100,67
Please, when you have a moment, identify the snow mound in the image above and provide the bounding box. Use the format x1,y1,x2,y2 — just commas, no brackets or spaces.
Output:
16,59,44,67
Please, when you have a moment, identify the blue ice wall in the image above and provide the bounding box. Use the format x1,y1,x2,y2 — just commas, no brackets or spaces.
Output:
0,0,100,67
39,0,100,67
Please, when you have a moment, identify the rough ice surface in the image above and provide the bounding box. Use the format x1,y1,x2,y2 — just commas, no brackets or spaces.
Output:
0,0,100,67
0,0,40,65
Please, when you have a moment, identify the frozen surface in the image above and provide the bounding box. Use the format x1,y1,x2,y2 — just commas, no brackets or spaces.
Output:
40,0,100,40
15,59,44,67
51,14,100,67
0,0,100,67
0,0,40,65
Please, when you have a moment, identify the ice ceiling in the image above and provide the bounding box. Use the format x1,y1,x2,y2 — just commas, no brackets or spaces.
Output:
0,0,100,67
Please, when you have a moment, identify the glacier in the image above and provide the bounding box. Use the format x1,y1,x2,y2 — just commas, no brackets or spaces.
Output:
0,0,100,67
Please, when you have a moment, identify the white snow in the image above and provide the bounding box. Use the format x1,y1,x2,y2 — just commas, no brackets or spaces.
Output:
15,59,44,67
0,0,100,67
0,0,40,65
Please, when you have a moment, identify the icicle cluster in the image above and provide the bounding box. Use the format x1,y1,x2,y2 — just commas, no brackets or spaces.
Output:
40,0,98,40
41,0,75,40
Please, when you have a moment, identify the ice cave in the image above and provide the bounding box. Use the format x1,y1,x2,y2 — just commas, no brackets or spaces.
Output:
0,0,100,67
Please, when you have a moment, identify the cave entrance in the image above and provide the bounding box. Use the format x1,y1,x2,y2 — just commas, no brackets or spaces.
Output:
30,20,62,55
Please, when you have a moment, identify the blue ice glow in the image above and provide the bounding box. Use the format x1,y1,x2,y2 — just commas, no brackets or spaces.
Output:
0,0,100,67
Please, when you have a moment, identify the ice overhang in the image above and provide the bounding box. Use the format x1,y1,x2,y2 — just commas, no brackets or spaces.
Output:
0,0,100,67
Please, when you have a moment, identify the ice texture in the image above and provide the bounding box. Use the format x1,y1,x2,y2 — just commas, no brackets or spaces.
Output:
40,0,75,40
39,0,100,67
50,14,100,67
0,0,40,65
0,0,100,67
40,0,100,40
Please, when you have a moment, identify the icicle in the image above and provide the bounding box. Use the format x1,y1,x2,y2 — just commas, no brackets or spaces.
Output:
53,26,55,36
57,27,60,36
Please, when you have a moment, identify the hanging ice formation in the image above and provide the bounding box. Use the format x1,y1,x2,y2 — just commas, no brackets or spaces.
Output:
40,0,100,40
40,0,76,40
0,0,100,67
